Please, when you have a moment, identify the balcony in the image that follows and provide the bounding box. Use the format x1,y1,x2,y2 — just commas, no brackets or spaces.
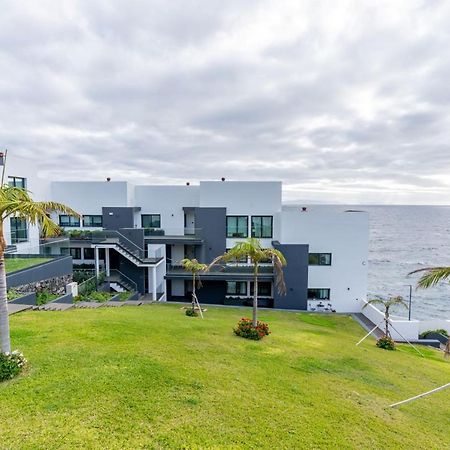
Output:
165,263,274,281
144,228,203,244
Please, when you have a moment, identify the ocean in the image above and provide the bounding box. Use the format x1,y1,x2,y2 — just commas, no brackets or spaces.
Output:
306,205,450,320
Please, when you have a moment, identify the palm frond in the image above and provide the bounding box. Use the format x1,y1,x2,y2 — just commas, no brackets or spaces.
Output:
409,266,450,289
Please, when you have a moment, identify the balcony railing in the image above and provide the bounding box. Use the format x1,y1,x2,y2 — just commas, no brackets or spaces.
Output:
166,264,274,277
144,227,202,238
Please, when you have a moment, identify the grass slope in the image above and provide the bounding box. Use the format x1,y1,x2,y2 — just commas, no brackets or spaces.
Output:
1,304,449,449
5,257,51,273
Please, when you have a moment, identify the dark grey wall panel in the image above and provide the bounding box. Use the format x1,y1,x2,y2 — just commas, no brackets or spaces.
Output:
8,292,37,305
194,207,226,264
119,228,145,250
119,257,145,294
272,243,309,310
196,281,226,304
6,256,73,288
102,207,135,230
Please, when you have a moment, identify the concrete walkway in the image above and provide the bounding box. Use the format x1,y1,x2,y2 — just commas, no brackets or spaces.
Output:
7,303,33,315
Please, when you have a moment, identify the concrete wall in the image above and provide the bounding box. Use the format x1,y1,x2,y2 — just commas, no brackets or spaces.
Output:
102,207,136,230
135,185,199,235
194,207,227,264
6,256,73,288
51,181,131,215
273,243,309,310
281,209,369,313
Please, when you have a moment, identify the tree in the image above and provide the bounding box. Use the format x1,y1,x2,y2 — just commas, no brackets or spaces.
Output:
0,185,79,353
409,267,450,289
363,295,408,338
208,238,287,327
180,258,207,316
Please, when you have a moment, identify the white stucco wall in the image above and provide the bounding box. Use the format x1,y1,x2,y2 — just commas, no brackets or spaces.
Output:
50,181,131,215
135,185,199,234
280,210,369,313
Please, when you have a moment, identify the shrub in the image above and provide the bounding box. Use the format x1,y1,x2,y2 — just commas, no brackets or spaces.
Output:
234,318,270,340
420,329,449,339
185,308,198,317
7,289,22,301
376,336,395,350
0,351,27,382
36,290,59,306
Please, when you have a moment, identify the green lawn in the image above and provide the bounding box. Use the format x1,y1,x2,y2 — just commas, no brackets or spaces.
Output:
1,305,449,449
5,257,51,273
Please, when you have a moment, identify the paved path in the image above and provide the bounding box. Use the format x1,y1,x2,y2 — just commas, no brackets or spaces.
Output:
7,303,33,315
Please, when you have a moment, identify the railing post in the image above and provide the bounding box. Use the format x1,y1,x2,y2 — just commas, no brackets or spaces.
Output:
105,248,110,276
152,266,157,301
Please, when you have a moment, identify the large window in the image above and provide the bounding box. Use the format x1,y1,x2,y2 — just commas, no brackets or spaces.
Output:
61,247,82,259
309,253,332,266
10,217,28,244
251,216,273,238
59,215,80,227
8,176,26,189
250,282,272,296
307,288,330,300
226,216,248,238
142,214,161,228
83,248,95,259
83,215,103,227
226,281,248,296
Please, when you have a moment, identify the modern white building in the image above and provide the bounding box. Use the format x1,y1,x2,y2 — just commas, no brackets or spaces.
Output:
3,153,369,312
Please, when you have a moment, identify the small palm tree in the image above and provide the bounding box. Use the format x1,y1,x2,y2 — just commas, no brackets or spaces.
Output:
208,238,287,327
409,267,450,289
181,258,207,316
363,295,408,338
0,185,79,353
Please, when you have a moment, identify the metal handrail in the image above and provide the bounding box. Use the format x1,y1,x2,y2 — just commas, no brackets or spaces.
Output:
106,269,138,292
91,230,146,259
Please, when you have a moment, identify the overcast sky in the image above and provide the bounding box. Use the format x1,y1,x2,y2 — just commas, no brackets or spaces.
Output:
1,0,450,204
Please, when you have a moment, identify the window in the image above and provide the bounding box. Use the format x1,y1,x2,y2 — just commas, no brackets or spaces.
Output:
142,214,161,228
83,248,95,259
307,288,330,300
226,216,248,238
83,215,103,227
251,216,273,238
8,176,26,189
10,217,28,244
309,253,332,266
226,281,247,296
59,215,80,227
61,247,82,259
226,248,248,263
250,282,272,296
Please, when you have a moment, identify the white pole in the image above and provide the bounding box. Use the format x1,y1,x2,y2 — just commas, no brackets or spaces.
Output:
105,248,110,276
389,383,450,408
152,266,157,301
94,246,100,278
356,319,385,346
388,322,424,358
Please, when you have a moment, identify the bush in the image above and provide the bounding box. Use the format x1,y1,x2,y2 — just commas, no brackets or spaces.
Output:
376,336,395,350
7,289,22,301
0,351,27,382
234,318,270,340
36,290,59,306
420,329,449,339
185,308,198,317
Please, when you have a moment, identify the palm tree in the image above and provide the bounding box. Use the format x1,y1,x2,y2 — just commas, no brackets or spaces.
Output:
180,258,208,316
363,295,408,338
0,185,79,353
208,238,287,327
409,267,450,289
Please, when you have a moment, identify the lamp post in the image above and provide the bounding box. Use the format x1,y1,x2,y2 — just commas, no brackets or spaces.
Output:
406,284,413,321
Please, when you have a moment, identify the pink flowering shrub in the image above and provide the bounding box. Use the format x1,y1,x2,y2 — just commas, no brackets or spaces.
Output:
234,318,270,340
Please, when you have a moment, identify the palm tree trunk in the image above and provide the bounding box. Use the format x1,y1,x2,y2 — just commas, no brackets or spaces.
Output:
192,273,196,309
253,265,258,328
0,251,11,353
